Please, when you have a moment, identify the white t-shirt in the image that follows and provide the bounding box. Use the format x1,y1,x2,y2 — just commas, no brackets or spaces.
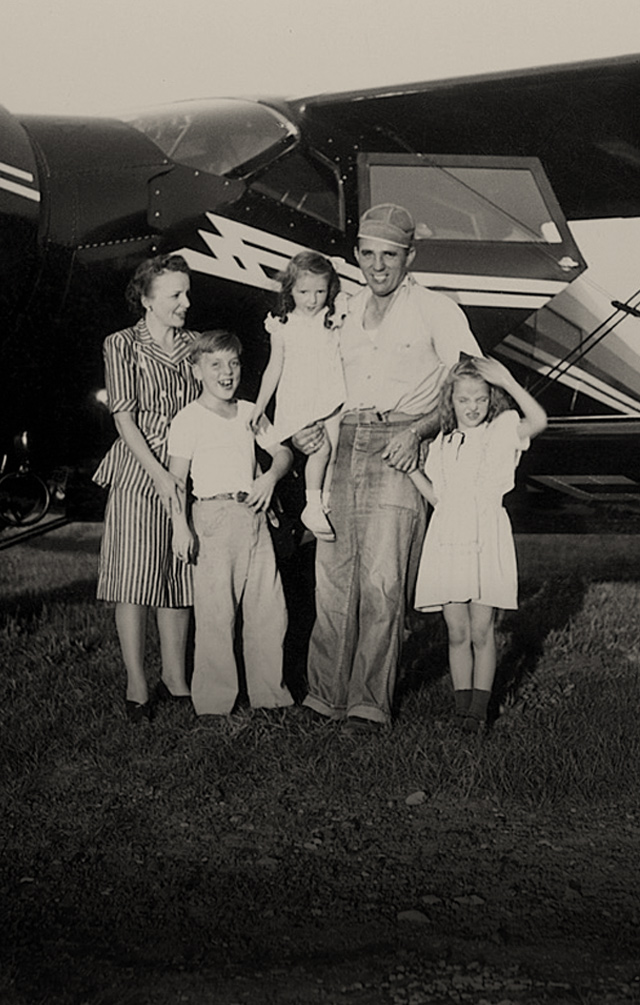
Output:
168,398,275,498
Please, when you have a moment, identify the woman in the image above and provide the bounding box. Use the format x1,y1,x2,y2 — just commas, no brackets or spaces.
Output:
93,254,200,721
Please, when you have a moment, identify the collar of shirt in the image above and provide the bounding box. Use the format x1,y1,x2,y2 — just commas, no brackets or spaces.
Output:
134,319,194,369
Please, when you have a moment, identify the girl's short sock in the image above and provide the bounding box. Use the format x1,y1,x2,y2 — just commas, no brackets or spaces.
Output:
453,689,473,716
465,688,491,725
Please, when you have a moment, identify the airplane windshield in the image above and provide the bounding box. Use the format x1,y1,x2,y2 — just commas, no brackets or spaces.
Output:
123,99,298,178
369,163,562,243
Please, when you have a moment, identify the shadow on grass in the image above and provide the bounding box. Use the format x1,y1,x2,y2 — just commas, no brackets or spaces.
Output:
395,571,589,723
0,579,98,628
490,573,588,720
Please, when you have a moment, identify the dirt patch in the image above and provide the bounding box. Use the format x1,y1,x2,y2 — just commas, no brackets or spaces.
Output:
7,800,639,1004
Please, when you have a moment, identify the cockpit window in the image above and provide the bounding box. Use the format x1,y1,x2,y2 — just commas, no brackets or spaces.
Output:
251,148,344,230
123,99,298,178
367,161,563,243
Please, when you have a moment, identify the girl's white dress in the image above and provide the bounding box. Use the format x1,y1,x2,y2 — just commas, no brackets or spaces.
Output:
414,410,529,612
264,309,345,443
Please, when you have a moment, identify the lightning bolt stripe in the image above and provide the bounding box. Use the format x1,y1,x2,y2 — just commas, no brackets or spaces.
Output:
178,213,567,311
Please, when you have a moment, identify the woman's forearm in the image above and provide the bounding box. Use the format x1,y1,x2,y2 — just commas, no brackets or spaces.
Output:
114,411,166,479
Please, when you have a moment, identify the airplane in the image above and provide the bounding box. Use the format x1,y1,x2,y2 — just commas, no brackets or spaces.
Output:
2,53,640,526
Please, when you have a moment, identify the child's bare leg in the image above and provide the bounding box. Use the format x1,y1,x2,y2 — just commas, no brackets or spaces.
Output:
304,435,330,491
301,431,335,541
156,606,191,695
443,603,473,717
115,602,149,705
463,603,496,732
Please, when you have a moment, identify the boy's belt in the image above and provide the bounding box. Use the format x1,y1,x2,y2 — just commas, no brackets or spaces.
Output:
341,409,417,425
198,491,249,503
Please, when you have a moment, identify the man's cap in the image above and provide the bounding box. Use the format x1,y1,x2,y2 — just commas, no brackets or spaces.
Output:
357,204,415,249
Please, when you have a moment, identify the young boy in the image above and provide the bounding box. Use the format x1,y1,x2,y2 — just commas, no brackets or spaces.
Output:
168,330,294,717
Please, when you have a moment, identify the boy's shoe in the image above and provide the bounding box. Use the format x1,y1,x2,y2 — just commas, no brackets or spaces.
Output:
155,679,192,705
342,715,384,735
301,502,335,542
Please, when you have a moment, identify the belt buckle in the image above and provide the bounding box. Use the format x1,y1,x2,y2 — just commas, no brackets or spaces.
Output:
236,491,248,503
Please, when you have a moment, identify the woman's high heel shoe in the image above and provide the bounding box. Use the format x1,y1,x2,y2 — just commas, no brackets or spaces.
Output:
155,679,192,705
125,700,152,723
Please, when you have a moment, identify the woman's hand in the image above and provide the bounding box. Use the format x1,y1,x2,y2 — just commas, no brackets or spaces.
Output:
172,524,194,563
154,467,186,517
291,422,326,456
381,428,420,473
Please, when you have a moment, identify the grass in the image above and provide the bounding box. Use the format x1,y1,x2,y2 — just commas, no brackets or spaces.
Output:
2,527,640,1003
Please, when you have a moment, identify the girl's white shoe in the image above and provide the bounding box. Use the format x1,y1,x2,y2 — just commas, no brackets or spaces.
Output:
301,501,335,542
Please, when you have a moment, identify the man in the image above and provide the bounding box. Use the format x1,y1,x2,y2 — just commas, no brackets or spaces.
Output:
298,204,481,732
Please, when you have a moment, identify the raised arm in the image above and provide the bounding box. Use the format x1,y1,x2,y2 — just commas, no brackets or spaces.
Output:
249,330,285,431
474,357,547,440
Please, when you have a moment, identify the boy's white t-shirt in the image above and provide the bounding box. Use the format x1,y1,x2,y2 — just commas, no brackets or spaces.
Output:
168,398,276,498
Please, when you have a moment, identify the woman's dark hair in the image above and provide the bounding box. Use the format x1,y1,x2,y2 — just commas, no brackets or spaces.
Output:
439,356,513,435
126,254,191,317
274,251,340,328
189,330,243,364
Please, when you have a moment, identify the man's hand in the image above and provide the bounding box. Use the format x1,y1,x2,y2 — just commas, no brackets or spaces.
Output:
247,471,277,513
381,428,420,473
291,421,326,456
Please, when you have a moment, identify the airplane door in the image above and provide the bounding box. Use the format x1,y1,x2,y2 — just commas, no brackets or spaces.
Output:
358,153,587,348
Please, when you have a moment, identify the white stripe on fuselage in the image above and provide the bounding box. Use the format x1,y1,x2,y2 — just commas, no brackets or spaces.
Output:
0,159,34,183
0,177,41,202
499,335,640,415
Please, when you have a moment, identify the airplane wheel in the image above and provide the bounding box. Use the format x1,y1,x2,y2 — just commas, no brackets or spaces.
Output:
0,471,51,527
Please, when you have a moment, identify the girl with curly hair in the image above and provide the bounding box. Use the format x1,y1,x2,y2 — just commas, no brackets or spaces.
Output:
249,251,347,541
409,355,547,732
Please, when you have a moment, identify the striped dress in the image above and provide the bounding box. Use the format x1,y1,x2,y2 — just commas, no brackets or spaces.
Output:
93,320,200,606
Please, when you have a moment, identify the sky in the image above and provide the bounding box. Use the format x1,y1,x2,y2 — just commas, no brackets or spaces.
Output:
2,0,640,308
3,0,640,116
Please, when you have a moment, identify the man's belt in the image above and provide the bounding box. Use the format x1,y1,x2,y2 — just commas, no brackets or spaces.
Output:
198,491,249,503
341,409,418,426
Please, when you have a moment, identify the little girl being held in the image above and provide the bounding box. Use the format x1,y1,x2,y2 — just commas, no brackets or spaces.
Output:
249,251,346,541
409,356,547,733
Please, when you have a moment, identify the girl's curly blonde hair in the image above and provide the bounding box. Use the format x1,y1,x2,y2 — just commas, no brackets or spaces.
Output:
439,355,514,435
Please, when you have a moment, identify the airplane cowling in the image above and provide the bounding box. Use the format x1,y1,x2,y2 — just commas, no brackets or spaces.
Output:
0,105,42,322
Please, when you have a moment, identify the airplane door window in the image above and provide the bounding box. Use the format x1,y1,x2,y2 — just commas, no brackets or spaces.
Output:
368,163,559,243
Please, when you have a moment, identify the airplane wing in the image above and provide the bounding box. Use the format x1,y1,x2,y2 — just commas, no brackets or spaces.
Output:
293,54,640,222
